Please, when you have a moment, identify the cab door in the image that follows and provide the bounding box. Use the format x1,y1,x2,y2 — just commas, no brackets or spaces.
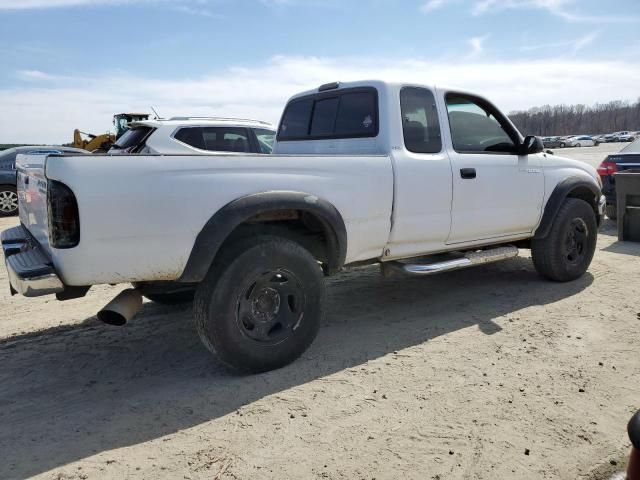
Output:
442,92,544,244
385,86,453,259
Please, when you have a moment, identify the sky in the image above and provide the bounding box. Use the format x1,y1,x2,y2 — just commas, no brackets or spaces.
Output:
0,0,639,143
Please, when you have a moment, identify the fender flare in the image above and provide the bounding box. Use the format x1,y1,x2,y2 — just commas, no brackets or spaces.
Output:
533,176,601,239
177,191,347,283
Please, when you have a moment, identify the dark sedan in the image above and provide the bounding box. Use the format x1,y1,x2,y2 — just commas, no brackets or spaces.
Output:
597,139,640,219
0,146,87,217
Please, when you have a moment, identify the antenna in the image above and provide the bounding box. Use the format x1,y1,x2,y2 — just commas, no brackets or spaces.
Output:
150,106,161,119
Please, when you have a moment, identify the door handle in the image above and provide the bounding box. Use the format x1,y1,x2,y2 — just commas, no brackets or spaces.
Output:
460,168,476,179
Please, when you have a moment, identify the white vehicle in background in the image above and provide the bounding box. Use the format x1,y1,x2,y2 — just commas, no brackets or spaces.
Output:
109,117,276,155
4,80,605,374
566,135,596,147
615,132,636,142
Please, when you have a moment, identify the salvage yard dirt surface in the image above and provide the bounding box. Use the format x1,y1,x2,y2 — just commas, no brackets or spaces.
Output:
1,143,639,480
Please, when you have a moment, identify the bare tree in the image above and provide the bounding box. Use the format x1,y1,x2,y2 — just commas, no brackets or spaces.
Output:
509,99,640,136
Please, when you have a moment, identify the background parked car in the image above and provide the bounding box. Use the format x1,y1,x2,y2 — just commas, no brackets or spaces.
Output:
597,138,640,219
566,135,596,147
0,146,87,217
617,133,636,142
542,136,565,148
109,117,276,155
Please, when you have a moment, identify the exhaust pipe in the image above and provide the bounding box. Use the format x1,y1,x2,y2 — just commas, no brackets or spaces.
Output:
97,288,143,326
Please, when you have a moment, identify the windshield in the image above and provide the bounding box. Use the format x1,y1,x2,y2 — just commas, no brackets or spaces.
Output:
621,138,640,154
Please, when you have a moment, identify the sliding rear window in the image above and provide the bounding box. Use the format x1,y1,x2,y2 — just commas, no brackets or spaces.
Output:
278,87,378,141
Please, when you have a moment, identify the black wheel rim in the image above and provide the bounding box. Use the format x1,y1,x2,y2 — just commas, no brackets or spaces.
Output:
236,269,305,344
564,218,589,265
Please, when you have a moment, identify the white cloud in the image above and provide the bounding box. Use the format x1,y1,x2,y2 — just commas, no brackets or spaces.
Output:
467,34,489,57
3,55,639,143
16,69,57,80
471,0,638,23
520,32,599,55
419,0,453,13
0,0,131,8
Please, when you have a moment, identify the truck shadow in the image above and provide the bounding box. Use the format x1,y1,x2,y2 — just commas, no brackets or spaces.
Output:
0,258,593,479
602,241,640,257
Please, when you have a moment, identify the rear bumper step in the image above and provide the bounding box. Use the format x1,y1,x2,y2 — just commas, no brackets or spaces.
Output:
382,245,519,276
1,225,64,297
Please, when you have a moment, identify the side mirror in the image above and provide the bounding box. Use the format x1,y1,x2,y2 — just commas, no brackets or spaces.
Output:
519,135,544,155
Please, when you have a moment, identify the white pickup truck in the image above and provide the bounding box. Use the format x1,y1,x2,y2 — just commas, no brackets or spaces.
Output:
2,80,605,373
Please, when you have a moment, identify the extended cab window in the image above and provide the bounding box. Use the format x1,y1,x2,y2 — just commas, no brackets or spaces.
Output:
445,95,516,153
400,87,442,153
278,87,378,141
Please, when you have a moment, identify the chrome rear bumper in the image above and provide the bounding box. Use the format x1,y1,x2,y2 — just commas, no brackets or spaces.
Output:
1,225,64,297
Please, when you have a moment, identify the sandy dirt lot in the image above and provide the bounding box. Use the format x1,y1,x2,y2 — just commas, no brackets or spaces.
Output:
0,144,638,480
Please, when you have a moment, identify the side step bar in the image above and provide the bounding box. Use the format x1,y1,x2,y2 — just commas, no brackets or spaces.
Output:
382,245,519,276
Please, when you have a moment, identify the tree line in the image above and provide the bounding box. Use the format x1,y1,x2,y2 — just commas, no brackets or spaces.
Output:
508,99,640,136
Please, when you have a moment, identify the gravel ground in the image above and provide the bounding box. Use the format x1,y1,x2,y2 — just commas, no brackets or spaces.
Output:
0,143,638,480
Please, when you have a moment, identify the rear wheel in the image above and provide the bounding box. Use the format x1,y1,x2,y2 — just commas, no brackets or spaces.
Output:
605,204,617,220
194,236,325,373
532,198,597,282
0,185,18,217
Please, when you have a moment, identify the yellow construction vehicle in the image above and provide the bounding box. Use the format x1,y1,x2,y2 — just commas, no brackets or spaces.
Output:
73,113,150,152
72,130,114,153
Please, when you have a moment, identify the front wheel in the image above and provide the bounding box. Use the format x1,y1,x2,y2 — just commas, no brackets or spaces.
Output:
560,142,566,148
0,185,18,217
194,236,325,373
531,198,597,282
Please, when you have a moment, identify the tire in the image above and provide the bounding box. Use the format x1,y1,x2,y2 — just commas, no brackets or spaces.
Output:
605,204,617,220
144,290,195,305
0,185,18,217
560,142,566,148
194,236,325,373
531,198,597,282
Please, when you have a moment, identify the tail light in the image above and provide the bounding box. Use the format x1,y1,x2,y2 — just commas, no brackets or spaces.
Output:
597,160,618,177
48,180,80,248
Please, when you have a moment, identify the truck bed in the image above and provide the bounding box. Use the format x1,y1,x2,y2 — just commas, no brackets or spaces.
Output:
16,152,394,286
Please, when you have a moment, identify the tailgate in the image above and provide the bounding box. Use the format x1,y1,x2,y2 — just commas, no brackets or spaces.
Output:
16,153,51,251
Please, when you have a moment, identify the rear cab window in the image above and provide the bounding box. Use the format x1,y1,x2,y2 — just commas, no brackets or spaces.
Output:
278,87,378,141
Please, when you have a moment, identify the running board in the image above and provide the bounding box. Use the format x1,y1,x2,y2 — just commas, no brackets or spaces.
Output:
381,245,519,276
